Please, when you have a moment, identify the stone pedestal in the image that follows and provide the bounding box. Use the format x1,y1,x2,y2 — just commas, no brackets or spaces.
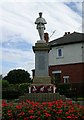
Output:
31,40,55,93
33,76,51,84
33,41,50,76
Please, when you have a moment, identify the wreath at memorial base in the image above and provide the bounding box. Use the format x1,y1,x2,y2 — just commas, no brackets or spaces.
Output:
31,85,54,93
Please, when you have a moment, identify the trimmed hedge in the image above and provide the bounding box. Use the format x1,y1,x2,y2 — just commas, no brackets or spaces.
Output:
2,83,31,100
57,83,84,98
2,90,21,100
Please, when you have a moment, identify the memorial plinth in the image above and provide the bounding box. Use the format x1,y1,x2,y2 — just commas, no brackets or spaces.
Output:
30,41,55,93
33,41,51,83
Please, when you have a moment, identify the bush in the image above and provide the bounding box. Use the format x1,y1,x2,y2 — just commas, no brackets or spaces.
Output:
57,83,71,92
2,83,31,100
57,83,84,98
2,89,20,100
71,82,84,98
2,80,9,89
57,83,72,98
2,83,21,100
18,83,30,95
8,84,19,90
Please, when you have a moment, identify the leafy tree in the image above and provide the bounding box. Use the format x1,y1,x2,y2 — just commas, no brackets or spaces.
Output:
3,69,31,84
2,80,9,88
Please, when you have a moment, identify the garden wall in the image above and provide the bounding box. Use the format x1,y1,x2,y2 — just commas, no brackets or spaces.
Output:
19,93,66,102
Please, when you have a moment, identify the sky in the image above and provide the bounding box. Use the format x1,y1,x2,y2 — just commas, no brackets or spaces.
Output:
0,0,84,77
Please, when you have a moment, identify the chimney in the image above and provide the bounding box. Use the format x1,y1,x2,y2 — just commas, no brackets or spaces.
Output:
64,32,67,36
68,32,70,34
44,33,49,43
64,32,70,36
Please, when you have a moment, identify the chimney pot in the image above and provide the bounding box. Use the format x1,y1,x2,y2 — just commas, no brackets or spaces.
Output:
64,32,67,36
68,32,70,34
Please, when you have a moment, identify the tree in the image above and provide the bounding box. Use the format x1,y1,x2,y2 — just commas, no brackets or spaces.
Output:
3,69,31,84
2,80,9,88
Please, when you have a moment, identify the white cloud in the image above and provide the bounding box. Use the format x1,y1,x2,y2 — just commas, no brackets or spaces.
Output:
2,47,35,76
0,0,84,3
0,1,83,76
1,2,82,41
2,48,34,62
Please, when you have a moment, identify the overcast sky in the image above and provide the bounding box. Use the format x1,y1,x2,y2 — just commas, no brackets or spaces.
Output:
0,0,84,77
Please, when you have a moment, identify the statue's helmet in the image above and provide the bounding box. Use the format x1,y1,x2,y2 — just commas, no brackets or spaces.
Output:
39,12,42,15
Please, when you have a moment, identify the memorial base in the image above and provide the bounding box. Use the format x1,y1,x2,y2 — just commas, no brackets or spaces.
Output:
29,83,56,93
19,93,66,102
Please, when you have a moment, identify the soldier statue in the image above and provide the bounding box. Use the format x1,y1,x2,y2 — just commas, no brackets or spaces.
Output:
35,12,47,41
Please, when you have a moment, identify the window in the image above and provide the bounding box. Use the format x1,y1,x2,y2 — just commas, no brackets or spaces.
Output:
52,71,62,84
57,48,63,58
63,76,69,83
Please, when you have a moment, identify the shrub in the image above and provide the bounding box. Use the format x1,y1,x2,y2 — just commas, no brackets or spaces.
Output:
2,89,20,100
8,84,19,90
2,80,9,89
71,82,84,98
57,83,73,98
58,83,71,90
57,83,71,93
18,83,30,95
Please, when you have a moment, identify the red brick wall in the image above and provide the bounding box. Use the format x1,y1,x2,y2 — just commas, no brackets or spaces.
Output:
49,63,84,83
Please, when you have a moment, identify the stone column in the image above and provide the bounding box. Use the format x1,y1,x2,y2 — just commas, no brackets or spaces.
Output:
32,41,51,84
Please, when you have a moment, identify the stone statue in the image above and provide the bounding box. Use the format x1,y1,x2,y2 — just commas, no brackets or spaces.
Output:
35,12,47,41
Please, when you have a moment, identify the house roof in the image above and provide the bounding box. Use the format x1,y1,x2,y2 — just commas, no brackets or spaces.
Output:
49,32,84,47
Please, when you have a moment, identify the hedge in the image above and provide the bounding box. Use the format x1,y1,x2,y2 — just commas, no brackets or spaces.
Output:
2,90,21,100
57,83,84,98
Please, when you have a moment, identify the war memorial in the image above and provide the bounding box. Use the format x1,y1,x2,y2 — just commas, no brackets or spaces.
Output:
20,12,66,102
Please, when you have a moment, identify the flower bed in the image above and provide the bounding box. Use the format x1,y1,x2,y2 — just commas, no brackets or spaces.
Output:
2,99,84,120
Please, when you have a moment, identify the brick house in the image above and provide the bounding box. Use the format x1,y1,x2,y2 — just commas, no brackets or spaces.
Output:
49,32,84,84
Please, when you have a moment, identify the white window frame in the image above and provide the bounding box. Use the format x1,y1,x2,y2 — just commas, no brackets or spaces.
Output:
52,70,62,74
63,76,69,83
56,47,63,58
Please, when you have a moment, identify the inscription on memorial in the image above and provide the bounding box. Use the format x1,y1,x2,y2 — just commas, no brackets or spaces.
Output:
38,55,45,70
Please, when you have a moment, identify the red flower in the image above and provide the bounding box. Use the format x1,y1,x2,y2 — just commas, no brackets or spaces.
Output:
37,117,41,120
2,100,8,107
37,111,41,115
43,110,47,113
7,113,12,117
53,109,56,113
29,115,35,119
24,118,29,120
28,110,34,114
45,113,51,117
16,105,22,109
18,112,25,116
57,109,62,114
67,116,72,118
7,110,11,113
57,118,62,120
